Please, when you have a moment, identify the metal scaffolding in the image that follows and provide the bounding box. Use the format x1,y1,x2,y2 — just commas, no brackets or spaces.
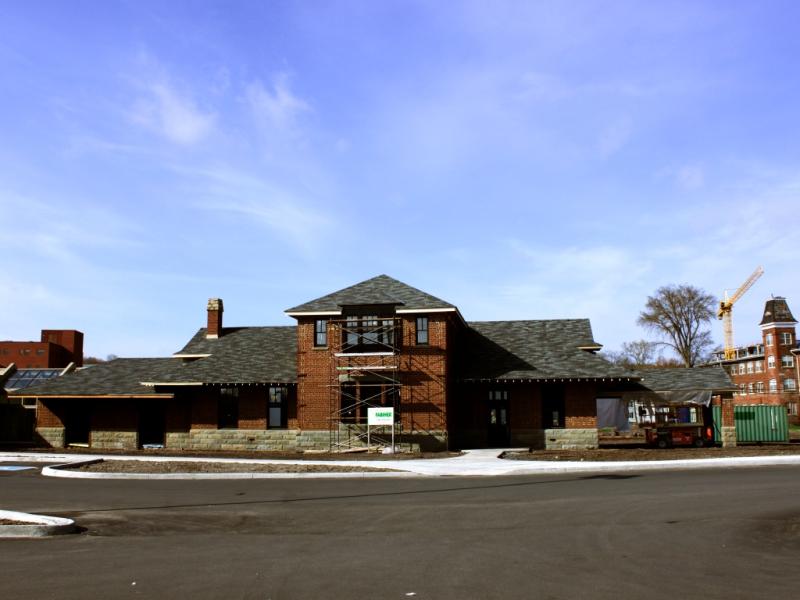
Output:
328,316,402,451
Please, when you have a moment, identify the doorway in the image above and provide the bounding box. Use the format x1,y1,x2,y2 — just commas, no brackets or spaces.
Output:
64,403,91,446
542,384,565,429
487,390,510,446
138,402,165,448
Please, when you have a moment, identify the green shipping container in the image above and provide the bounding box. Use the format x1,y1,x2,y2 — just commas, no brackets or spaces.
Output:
712,404,788,443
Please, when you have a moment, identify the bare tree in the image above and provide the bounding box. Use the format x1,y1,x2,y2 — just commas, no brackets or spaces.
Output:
602,339,660,367
638,284,715,367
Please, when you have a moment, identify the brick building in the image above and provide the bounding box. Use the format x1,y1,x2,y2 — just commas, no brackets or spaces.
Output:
710,297,799,419
12,275,730,452
0,330,83,369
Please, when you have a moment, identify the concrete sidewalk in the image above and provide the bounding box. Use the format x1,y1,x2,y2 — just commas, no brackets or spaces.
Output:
4,448,800,478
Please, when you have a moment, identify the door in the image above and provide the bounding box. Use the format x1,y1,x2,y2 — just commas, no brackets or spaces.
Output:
138,402,166,447
542,384,566,429
487,390,510,446
64,403,91,446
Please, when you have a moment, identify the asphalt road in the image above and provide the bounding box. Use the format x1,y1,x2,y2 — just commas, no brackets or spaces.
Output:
2,465,800,599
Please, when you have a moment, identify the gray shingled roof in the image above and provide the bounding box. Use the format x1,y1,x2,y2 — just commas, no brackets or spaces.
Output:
286,275,456,313
9,358,177,397
162,326,297,384
460,320,638,381
633,366,735,392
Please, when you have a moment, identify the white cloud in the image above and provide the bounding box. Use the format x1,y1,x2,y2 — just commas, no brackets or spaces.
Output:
246,73,310,135
171,164,335,257
130,80,216,145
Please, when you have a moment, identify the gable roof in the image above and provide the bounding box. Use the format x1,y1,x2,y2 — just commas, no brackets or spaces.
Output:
285,274,456,314
12,326,298,396
459,320,638,381
10,358,177,397
159,326,297,384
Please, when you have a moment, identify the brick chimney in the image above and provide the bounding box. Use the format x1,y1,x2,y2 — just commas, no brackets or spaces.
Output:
207,298,224,339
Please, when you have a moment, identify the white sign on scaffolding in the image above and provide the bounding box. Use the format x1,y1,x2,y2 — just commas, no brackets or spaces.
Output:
367,407,395,453
367,407,394,425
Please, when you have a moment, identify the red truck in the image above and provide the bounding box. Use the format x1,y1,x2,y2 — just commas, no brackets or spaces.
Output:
645,424,715,448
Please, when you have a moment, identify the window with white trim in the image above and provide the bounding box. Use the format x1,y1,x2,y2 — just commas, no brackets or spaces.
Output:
756,361,763,373
782,355,794,368
755,381,765,393
747,361,754,374
768,355,776,369
788,402,798,416
416,317,429,345
784,378,797,391
747,382,754,394
766,333,774,346
738,363,746,375
769,379,778,392
314,319,327,347
780,332,793,345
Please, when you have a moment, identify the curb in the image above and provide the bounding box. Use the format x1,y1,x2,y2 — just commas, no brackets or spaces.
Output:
41,460,421,480
0,509,76,538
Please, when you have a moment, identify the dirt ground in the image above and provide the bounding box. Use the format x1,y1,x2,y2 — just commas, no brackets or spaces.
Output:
10,446,460,461
504,445,800,462
68,460,401,474
0,519,30,525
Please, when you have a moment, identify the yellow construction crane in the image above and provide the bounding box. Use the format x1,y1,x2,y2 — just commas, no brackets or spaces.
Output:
718,266,764,360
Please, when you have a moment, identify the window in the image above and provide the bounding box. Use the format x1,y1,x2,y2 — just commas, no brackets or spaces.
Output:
782,355,794,368
785,379,797,391
755,381,765,393
416,317,429,345
36,349,45,356
780,332,793,345
788,403,798,416
746,361,754,374
268,386,287,428
769,379,778,393
362,315,379,344
344,317,359,348
378,319,395,346
314,319,327,347
738,363,746,375
218,388,239,429
738,383,746,395
756,361,763,373
766,333,774,346
768,355,776,369
747,382,754,394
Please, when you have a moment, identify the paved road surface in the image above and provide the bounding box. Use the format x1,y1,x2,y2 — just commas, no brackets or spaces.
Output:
2,465,799,599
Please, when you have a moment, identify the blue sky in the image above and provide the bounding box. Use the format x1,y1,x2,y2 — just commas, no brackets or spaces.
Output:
1,1,799,359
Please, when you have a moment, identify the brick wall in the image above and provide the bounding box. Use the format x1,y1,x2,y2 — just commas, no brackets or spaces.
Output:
37,400,64,428
565,383,598,429
295,314,450,436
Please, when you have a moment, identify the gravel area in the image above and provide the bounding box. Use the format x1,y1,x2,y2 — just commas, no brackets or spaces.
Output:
504,445,800,462
68,460,402,474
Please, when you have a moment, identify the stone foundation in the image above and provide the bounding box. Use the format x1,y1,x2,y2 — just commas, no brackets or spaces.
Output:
720,426,737,448
542,428,599,450
511,429,544,448
335,425,447,452
91,430,138,451
36,427,65,448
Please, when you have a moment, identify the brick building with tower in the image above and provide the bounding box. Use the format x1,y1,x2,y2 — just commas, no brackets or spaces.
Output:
710,297,800,420
11,275,733,452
